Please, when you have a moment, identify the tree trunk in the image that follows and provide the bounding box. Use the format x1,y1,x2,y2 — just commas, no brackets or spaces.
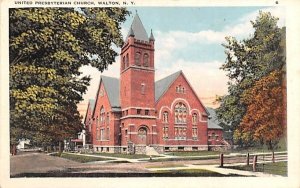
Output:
59,141,63,154
47,146,51,153
11,144,17,155
43,146,47,152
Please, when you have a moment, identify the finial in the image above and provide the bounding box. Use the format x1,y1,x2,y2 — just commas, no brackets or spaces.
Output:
149,29,155,41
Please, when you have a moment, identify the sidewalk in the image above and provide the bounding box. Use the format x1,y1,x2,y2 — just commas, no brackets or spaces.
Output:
62,152,155,163
63,151,287,164
147,164,283,177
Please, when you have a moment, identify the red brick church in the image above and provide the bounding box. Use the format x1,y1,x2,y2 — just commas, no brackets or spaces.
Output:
83,13,226,154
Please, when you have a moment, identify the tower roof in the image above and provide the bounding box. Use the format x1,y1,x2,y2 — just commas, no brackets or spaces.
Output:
126,13,149,42
128,26,135,37
149,29,155,41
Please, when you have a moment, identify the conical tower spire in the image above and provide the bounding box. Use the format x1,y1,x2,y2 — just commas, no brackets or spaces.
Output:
149,29,155,41
126,13,149,42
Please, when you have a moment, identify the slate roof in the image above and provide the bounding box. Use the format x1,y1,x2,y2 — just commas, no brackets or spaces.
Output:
101,75,120,108
88,99,95,112
126,13,149,42
206,107,223,130
155,70,182,102
98,71,212,119
84,99,95,124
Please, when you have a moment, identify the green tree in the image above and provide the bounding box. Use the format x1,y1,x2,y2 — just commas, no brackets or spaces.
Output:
216,11,286,147
10,8,129,151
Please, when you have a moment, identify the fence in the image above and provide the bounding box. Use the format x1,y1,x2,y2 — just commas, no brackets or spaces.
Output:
219,151,287,174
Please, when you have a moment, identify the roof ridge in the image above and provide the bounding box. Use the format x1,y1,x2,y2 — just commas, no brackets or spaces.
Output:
100,76,120,108
155,70,182,83
155,70,182,102
100,75,119,79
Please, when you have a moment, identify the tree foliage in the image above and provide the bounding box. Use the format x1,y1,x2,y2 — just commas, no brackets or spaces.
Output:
216,11,286,148
10,8,129,146
239,70,285,150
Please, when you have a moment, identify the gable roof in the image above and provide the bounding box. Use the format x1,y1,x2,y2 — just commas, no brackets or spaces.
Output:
94,71,210,117
101,75,120,108
206,107,223,130
88,99,95,112
155,70,210,116
155,70,182,102
84,99,95,124
126,13,149,42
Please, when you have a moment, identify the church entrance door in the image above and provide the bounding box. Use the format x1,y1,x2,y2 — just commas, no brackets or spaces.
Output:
137,127,148,145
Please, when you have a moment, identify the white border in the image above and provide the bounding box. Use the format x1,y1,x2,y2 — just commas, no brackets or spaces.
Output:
1,1,300,188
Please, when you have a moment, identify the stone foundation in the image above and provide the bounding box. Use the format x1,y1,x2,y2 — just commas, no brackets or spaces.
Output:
150,145,164,154
135,145,146,154
92,145,211,154
162,145,208,152
208,145,231,151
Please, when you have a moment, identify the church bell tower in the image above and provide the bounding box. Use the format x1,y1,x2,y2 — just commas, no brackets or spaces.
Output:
119,13,157,146
120,13,155,108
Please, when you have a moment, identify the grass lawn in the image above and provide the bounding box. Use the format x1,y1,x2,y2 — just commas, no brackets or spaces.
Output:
146,164,186,169
141,155,220,162
90,152,156,159
156,169,243,177
228,148,287,155
165,151,222,156
53,153,112,163
223,161,287,176
229,135,287,154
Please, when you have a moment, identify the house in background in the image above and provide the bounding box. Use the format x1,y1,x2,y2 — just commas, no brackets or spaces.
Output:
83,99,96,145
207,107,224,145
207,107,231,149
16,138,31,150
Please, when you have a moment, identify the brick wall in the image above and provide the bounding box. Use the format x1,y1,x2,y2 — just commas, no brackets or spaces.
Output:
91,81,120,146
155,73,208,146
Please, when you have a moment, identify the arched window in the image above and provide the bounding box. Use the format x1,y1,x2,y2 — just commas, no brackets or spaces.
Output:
175,102,187,123
138,127,147,136
106,113,110,125
126,54,129,67
135,52,141,66
192,128,198,139
212,132,216,139
100,107,105,124
122,56,126,70
143,53,149,67
163,127,169,139
162,111,168,123
192,113,198,124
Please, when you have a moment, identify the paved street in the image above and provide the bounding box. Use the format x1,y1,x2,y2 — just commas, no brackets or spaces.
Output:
10,152,79,176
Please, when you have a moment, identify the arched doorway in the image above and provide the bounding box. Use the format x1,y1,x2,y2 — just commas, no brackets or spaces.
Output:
137,126,148,145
